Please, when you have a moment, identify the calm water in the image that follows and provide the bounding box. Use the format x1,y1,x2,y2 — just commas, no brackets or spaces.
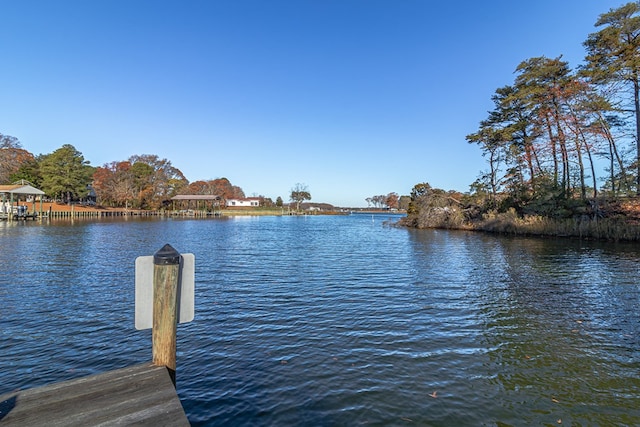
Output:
1,215,640,426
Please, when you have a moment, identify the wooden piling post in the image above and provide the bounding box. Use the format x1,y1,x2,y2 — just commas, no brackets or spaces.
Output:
152,244,181,385
8,193,13,221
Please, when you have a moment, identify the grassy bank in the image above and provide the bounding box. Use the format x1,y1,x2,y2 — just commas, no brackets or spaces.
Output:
401,208,640,242
473,210,640,241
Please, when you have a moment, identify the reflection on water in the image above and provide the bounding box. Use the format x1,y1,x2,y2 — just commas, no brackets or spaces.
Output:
1,216,639,425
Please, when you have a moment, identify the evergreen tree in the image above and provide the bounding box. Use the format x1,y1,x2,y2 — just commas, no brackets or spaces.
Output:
40,144,92,203
583,1,640,193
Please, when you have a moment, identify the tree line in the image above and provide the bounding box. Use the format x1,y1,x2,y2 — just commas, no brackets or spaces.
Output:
1,140,96,204
466,2,640,208
407,2,640,233
0,137,250,209
365,193,405,210
1,136,323,211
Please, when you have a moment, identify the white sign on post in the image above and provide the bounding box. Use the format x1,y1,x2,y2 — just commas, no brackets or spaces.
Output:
135,253,195,330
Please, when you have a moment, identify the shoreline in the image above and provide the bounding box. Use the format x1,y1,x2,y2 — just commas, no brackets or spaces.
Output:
4,202,350,219
400,213,640,242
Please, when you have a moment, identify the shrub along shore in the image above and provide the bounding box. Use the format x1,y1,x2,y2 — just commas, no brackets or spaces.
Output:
439,211,640,241
398,3,640,243
399,191,640,242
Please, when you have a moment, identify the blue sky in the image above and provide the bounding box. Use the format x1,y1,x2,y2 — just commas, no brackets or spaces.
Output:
0,1,626,207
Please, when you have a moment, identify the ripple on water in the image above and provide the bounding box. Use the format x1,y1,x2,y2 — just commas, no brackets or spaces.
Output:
2,217,640,425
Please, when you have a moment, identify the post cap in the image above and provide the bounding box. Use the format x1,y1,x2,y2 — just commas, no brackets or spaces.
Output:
154,244,181,265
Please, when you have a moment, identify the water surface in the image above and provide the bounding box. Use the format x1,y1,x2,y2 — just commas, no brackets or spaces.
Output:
1,215,639,425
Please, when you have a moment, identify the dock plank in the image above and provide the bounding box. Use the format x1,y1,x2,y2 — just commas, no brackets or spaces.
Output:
0,364,189,426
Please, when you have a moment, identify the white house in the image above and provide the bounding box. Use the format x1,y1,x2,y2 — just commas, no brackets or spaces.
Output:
226,198,260,208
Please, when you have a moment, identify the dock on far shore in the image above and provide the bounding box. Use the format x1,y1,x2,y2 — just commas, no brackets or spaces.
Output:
0,364,189,426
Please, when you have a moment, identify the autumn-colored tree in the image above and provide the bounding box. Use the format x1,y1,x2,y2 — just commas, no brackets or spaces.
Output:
92,155,188,209
0,134,35,184
176,178,245,210
128,154,188,209
259,196,274,207
91,165,114,205
183,178,240,198
92,161,137,207
208,177,245,200
185,180,213,195
385,192,399,209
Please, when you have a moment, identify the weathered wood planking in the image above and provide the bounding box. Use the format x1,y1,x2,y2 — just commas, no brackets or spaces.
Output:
0,364,189,426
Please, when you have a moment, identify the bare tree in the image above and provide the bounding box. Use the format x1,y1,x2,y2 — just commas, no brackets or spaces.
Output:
290,183,311,211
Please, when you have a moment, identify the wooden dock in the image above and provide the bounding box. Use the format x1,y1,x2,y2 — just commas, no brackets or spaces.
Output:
1,244,194,426
0,363,189,426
